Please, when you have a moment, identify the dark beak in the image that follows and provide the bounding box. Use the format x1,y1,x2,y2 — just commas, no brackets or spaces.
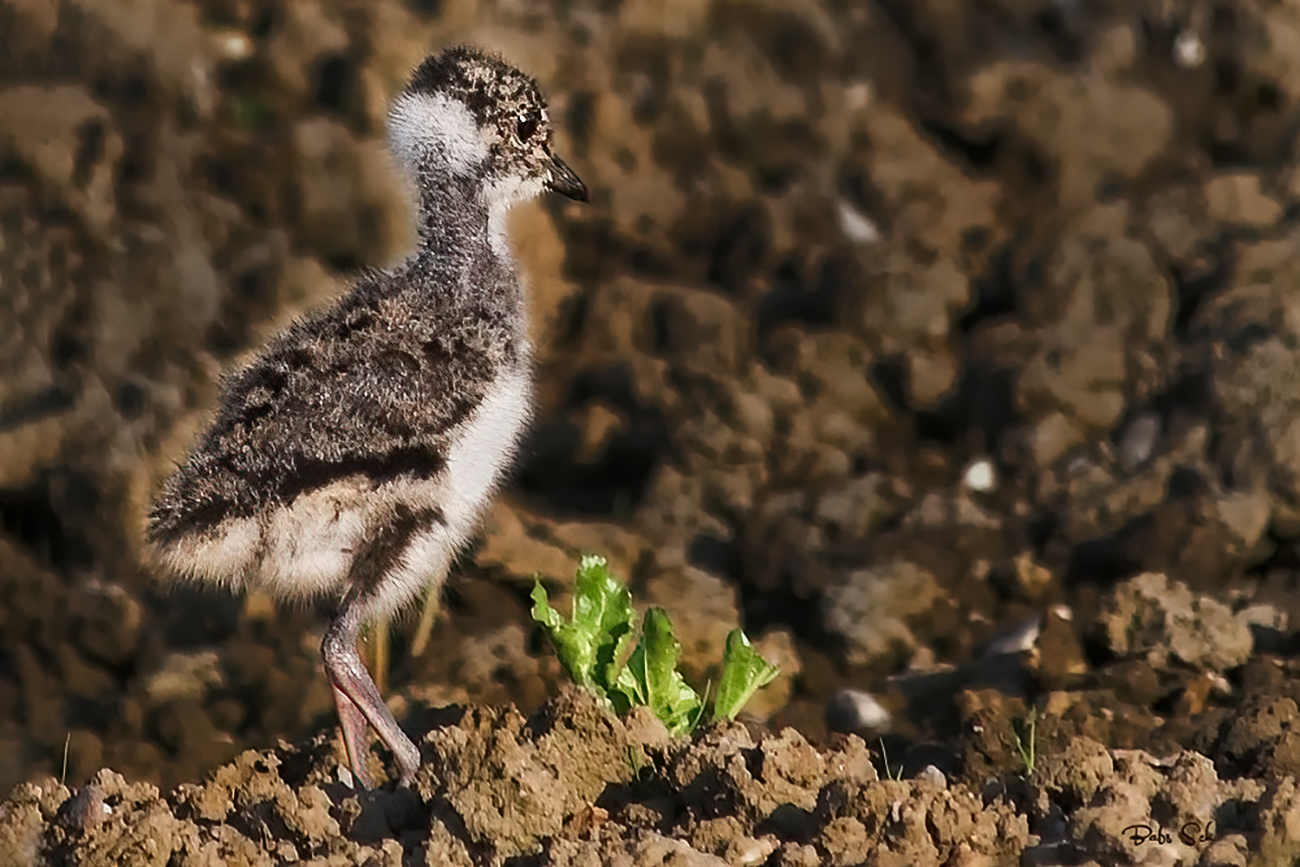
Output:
546,154,588,202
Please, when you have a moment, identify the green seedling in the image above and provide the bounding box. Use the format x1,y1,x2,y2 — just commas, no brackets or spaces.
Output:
1011,707,1038,777
530,555,637,709
711,629,780,724
879,737,903,782
614,607,703,736
626,745,642,779
532,555,779,736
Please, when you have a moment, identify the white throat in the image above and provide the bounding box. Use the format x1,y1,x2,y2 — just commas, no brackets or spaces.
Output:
484,175,544,258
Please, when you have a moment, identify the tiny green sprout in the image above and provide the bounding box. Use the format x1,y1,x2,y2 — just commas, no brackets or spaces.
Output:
1011,707,1038,777
879,737,903,782
625,744,649,781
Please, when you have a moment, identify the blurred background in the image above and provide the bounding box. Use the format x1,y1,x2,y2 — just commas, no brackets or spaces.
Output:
3,0,1300,794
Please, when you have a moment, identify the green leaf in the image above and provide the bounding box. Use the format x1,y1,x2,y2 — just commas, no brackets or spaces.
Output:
616,608,702,737
710,629,780,724
530,556,636,706
530,582,564,630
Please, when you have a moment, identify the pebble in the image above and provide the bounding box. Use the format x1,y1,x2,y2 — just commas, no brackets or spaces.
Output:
59,785,111,831
1118,411,1160,472
916,765,947,790
837,200,881,244
982,617,1042,657
825,688,891,733
1173,31,1206,68
962,458,997,492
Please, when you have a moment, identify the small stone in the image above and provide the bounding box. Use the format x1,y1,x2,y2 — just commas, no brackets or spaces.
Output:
983,617,1041,657
915,765,947,789
825,689,891,734
1173,30,1206,68
212,29,254,61
1118,411,1160,472
837,200,880,244
962,458,997,492
58,785,110,831
729,835,777,865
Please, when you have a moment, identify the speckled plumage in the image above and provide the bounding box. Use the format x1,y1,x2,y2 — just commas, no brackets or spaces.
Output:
148,45,586,789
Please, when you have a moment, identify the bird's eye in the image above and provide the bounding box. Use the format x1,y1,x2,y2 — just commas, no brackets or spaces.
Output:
516,111,539,142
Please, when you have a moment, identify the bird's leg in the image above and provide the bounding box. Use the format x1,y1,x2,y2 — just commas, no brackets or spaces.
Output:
321,597,422,788
330,680,375,789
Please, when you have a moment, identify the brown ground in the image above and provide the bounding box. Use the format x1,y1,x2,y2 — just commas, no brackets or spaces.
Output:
3,0,1300,864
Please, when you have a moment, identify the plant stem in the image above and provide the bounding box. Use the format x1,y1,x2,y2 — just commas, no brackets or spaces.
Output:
411,584,439,657
373,621,389,695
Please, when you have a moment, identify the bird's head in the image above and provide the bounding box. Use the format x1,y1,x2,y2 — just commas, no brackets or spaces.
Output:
389,45,587,209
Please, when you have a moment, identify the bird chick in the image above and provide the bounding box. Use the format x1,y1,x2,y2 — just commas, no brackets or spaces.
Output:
148,45,586,788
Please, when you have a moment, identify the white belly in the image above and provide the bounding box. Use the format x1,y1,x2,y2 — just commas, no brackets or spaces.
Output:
159,368,533,619
440,367,533,535
357,367,534,619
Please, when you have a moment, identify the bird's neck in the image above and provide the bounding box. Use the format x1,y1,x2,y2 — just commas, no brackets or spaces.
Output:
403,169,524,319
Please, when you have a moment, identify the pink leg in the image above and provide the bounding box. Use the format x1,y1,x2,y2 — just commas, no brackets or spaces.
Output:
321,600,421,788
329,680,376,789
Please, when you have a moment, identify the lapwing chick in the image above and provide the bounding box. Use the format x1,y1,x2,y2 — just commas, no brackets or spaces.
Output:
148,45,587,788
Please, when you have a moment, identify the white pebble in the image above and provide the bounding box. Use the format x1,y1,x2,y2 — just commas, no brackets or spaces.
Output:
825,688,891,733
982,616,1041,657
214,30,254,61
962,458,997,492
837,200,881,244
916,765,947,789
1173,31,1206,69
1119,412,1160,472
734,837,776,865
845,82,873,111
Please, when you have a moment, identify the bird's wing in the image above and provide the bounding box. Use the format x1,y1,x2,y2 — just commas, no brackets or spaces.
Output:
150,299,495,538
223,307,490,487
